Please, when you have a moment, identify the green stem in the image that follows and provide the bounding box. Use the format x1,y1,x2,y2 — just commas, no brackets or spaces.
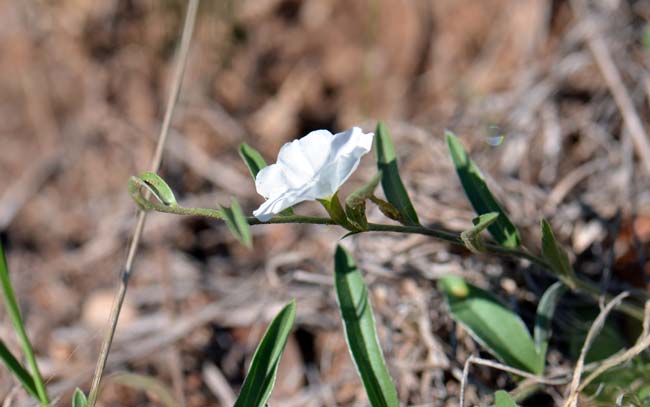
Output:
140,198,646,321
0,244,49,406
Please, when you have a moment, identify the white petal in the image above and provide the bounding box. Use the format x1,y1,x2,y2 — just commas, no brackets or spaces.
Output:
296,129,335,172
253,126,374,220
253,186,312,221
330,127,374,158
319,127,374,194
276,139,318,186
255,163,290,199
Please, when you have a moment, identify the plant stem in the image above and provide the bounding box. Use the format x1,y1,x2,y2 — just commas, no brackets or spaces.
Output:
0,244,49,406
86,1,200,405
251,217,643,320
138,197,647,321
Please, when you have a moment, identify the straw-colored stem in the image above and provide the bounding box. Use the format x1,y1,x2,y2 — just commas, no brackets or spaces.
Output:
86,0,200,405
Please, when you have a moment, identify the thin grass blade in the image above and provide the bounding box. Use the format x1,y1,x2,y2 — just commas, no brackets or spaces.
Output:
334,245,399,407
445,131,520,248
234,300,296,407
0,243,49,404
0,339,38,399
375,122,419,226
439,276,541,374
221,198,253,248
109,373,181,407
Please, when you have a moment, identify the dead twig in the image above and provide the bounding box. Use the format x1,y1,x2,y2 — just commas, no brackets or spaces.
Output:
86,0,200,405
564,291,629,407
576,300,650,393
460,355,568,407
202,362,237,407
572,0,650,175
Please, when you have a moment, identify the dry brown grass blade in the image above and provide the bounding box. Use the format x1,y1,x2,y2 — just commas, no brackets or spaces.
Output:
460,355,568,407
563,291,629,407
571,0,650,176
576,300,650,394
86,0,200,405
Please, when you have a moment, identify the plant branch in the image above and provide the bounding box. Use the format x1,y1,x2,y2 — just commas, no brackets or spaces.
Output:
133,186,647,322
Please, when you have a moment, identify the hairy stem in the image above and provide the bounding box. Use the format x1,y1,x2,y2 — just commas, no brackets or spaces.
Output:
136,194,646,321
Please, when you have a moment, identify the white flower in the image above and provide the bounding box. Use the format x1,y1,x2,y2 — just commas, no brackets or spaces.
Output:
253,127,374,221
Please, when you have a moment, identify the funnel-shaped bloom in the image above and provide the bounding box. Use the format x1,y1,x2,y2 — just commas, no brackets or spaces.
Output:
253,127,374,221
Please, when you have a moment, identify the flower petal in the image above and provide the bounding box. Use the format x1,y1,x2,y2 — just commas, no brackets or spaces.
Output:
296,130,335,172
255,163,290,199
253,126,374,221
253,186,312,221
276,139,320,185
318,127,374,194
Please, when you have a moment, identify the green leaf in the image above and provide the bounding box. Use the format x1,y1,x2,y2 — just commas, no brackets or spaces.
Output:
0,243,49,404
221,198,253,248
72,388,88,407
445,131,520,248
334,245,399,407
540,219,576,288
345,173,381,231
439,276,541,374
533,281,566,372
0,339,39,400
375,122,419,226
460,212,500,253
239,143,267,179
137,171,177,206
494,390,518,407
234,300,297,407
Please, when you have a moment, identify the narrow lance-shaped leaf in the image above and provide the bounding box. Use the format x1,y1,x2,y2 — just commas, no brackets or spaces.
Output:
540,219,576,288
375,122,419,226
239,143,267,179
0,339,39,400
221,198,253,248
72,388,88,407
334,245,399,407
460,212,500,253
234,300,296,407
439,276,542,374
533,281,566,372
445,131,520,248
494,390,519,407
238,143,293,216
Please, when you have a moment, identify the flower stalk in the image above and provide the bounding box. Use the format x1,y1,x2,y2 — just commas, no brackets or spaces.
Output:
131,182,645,321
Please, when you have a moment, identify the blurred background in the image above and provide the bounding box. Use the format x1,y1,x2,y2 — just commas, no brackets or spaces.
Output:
1,0,650,405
